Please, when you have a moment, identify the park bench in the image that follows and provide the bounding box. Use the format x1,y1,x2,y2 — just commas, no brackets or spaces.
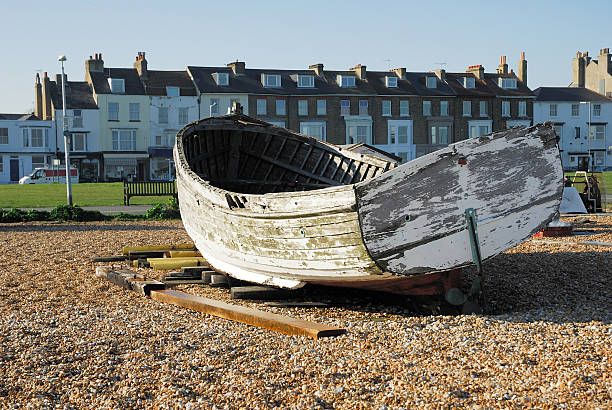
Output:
123,181,177,205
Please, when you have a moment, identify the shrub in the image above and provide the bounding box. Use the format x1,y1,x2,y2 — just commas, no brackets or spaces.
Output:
49,205,106,222
145,202,181,220
1,208,27,223
24,209,51,221
114,212,145,221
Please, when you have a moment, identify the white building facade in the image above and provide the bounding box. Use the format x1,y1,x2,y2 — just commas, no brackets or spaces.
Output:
149,94,199,179
0,114,56,184
534,87,612,171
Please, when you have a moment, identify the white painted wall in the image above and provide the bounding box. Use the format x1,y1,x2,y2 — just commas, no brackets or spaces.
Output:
199,94,249,118
54,108,100,152
0,118,55,184
534,101,612,170
149,96,199,147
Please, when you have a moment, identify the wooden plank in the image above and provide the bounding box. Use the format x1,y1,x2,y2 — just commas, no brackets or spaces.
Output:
96,267,141,291
93,255,127,262
250,133,274,179
230,286,293,300
148,257,208,270
149,289,346,339
165,250,202,258
182,266,214,275
240,148,342,186
265,301,329,308
310,268,462,296
130,278,166,297
122,244,195,255
96,266,165,296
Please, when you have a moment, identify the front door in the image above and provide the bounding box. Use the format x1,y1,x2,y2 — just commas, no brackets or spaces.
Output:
137,161,145,181
577,156,589,172
10,158,19,182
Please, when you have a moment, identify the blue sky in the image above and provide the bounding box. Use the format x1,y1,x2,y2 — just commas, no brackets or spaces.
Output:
1,0,610,113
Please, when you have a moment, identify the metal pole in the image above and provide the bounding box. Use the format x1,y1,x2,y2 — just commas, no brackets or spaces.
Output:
59,56,72,205
588,101,591,172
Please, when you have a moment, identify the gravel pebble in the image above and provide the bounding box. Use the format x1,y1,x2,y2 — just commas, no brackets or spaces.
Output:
0,216,610,408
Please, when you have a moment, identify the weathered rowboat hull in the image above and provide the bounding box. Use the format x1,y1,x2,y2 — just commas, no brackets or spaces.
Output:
174,115,563,290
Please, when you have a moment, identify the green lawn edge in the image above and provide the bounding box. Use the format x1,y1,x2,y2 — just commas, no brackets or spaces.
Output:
0,182,173,208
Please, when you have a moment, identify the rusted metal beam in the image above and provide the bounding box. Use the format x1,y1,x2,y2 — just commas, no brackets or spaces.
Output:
150,289,346,339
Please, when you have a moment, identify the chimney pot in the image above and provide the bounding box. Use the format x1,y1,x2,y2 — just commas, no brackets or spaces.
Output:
309,63,324,75
134,52,148,79
518,51,528,85
227,61,245,75
44,71,47,78
350,64,367,79
392,67,406,79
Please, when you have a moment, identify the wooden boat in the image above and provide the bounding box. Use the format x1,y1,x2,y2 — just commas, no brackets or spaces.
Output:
173,113,563,294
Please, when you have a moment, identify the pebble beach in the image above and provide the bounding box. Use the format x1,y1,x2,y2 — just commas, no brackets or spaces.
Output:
0,216,610,408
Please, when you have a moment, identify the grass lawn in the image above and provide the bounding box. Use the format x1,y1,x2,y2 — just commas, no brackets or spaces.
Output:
0,183,171,208
565,171,612,193
565,171,612,211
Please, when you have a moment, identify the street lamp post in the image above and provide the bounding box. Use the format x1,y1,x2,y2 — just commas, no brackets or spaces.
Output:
580,101,592,172
58,55,72,205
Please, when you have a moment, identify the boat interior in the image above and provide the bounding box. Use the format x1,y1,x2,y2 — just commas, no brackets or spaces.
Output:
179,115,396,195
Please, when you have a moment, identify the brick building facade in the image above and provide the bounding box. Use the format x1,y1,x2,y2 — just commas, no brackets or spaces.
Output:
189,53,534,162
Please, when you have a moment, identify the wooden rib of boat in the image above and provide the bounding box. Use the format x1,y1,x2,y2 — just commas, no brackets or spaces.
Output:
173,113,563,291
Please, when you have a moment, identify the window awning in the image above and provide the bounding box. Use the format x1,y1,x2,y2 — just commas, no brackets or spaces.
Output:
148,147,173,158
104,158,137,166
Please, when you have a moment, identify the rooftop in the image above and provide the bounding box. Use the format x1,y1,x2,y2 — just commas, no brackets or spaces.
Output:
534,87,612,102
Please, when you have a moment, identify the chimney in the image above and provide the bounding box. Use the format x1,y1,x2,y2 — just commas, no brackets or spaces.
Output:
497,56,508,74
466,64,485,80
227,61,245,75
134,51,148,80
55,73,67,84
85,52,104,73
309,63,324,76
34,73,42,119
572,51,587,87
433,69,446,81
392,67,406,79
350,64,366,79
518,51,527,85
599,48,611,75
41,72,52,120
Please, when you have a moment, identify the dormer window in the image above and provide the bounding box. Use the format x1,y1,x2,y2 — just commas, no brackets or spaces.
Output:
297,75,314,88
498,77,517,89
426,76,437,88
263,74,281,88
108,78,125,93
385,76,398,88
215,73,229,86
337,75,356,88
460,77,475,88
166,86,180,97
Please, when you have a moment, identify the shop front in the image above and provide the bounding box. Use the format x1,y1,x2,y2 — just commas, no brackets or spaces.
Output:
148,147,175,181
103,153,149,181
